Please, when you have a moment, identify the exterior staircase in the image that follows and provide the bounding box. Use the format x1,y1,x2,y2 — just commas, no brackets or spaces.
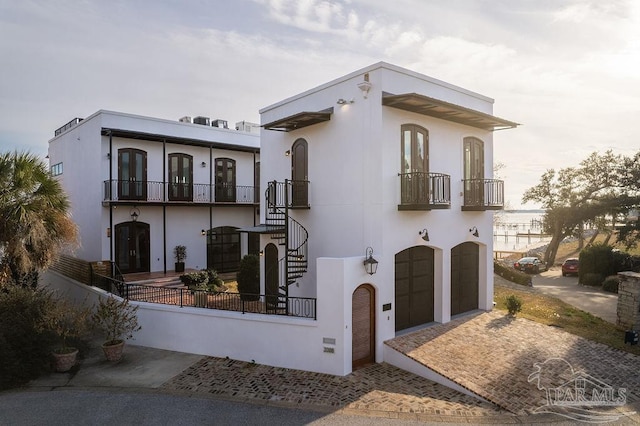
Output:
265,180,309,314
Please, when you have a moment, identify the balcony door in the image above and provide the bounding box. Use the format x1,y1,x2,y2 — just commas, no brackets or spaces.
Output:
401,125,429,204
169,153,193,201
215,158,236,202
464,137,484,206
291,138,308,207
118,148,147,200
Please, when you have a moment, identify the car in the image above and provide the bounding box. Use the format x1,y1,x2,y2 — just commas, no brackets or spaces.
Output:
561,258,579,276
513,257,547,274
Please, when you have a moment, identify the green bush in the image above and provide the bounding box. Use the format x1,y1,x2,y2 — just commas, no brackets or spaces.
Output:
579,243,615,283
180,269,225,292
581,272,604,287
237,254,260,301
0,287,58,390
506,294,523,316
601,275,620,293
494,261,532,287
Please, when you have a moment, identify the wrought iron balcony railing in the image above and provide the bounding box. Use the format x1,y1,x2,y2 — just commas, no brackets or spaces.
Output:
462,179,504,210
398,172,451,210
103,180,258,204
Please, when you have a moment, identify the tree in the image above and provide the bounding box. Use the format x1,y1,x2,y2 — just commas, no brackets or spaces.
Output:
616,150,640,248
0,151,77,288
522,151,624,266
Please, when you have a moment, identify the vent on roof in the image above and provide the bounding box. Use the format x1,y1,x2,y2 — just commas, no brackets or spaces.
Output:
235,121,260,134
212,119,228,129
179,116,192,123
193,116,210,126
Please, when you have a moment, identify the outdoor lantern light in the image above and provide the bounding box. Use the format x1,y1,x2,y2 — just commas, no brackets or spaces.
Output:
201,161,206,168
201,229,206,236
470,226,479,237
130,207,140,222
285,150,291,156
419,228,430,242
363,246,378,275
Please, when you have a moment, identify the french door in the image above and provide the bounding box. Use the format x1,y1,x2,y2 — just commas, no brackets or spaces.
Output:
169,153,193,201
215,158,236,202
115,222,150,274
118,148,147,200
464,137,484,206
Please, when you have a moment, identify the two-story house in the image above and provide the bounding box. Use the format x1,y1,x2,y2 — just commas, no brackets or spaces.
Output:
255,62,517,369
47,111,260,277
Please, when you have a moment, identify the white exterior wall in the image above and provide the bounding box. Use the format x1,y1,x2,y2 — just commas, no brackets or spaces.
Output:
260,62,502,372
48,111,259,270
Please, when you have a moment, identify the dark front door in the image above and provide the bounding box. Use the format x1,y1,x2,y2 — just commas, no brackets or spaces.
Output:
464,137,484,206
206,226,240,272
451,242,479,315
395,246,434,332
169,153,193,201
291,138,308,207
265,243,279,311
118,148,147,200
352,284,375,369
115,222,150,274
215,158,236,202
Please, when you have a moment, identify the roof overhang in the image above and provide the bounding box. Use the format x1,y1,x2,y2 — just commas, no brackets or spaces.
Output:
237,224,285,234
382,92,518,131
101,128,259,152
262,108,333,132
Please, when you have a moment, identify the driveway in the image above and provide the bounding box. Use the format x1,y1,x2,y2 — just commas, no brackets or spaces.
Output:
530,267,618,324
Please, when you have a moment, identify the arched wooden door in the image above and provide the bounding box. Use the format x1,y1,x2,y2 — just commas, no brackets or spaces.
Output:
265,243,279,311
291,138,308,207
451,242,479,315
395,246,434,332
352,284,375,369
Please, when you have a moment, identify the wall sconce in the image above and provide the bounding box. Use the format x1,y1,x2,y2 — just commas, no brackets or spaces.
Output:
357,73,372,99
130,206,140,222
419,228,430,242
259,250,264,256
469,226,479,237
106,227,111,238
201,161,206,168
285,150,291,156
201,229,206,236
363,246,379,275
336,98,354,105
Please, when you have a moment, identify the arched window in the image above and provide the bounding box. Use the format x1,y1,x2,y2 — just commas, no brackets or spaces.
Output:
215,158,236,202
291,138,308,207
118,148,147,200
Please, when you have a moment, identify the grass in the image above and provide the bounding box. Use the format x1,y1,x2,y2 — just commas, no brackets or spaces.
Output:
552,231,640,264
494,285,640,356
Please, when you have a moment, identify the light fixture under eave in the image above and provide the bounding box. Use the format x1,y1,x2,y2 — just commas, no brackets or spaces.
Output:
363,246,378,275
130,206,140,222
419,228,430,242
470,226,479,237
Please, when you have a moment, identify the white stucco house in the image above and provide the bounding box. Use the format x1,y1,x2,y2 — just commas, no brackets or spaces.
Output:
47,62,517,377
47,111,260,276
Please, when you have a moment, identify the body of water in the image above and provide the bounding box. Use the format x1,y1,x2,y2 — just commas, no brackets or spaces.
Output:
493,210,549,252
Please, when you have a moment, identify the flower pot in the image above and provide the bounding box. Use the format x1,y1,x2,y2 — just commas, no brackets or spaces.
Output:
52,348,79,372
175,262,185,273
102,340,125,362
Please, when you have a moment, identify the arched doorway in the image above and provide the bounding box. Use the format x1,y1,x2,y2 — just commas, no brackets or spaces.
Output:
264,243,279,312
291,138,308,207
115,221,150,274
395,246,434,332
451,242,479,315
352,284,375,369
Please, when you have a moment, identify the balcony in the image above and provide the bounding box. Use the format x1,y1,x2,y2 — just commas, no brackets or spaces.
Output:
398,172,451,211
462,179,504,211
103,180,258,206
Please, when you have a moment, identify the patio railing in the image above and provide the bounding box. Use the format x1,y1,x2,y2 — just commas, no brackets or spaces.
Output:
91,272,316,319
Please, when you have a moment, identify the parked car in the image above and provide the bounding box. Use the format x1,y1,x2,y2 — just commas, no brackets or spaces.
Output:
561,258,579,276
513,257,547,274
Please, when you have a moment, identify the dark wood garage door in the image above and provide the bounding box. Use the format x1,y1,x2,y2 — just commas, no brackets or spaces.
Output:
451,242,479,316
395,246,434,332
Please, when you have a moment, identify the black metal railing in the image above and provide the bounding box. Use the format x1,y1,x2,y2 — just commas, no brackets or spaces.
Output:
91,273,316,319
266,179,310,209
398,172,451,208
462,179,504,210
103,180,257,204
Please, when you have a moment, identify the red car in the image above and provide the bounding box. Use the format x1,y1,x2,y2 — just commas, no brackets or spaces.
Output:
562,258,579,276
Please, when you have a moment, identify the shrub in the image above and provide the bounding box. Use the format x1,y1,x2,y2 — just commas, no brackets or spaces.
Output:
237,254,260,301
92,296,141,345
494,261,532,287
601,275,620,293
0,287,58,390
180,269,225,292
581,272,604,287
506,295,522,316
579,243,614,283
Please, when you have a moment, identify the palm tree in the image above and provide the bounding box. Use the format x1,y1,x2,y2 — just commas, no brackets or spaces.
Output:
0,151,77,288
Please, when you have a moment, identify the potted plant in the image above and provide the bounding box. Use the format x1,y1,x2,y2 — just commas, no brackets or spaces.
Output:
91,295,141,362
47,297,91,372
174,245,187,273
180,270,210,307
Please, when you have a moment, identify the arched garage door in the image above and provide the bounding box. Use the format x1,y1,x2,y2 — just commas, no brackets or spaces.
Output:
395,246,434,332
451,242,479,316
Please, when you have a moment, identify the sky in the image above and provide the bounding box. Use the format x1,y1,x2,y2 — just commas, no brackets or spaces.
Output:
1,0,639,209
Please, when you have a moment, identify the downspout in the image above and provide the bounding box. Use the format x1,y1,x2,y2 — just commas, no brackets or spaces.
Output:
163,138,167,274
108,130,114,269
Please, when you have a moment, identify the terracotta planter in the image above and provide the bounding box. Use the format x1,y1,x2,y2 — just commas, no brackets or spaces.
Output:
52,348,79,372
102,341,125,362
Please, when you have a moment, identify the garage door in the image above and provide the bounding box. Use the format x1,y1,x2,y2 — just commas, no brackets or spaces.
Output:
395,246,434,332
451,242,479,316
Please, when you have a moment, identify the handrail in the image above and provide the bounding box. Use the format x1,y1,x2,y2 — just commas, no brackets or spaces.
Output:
398,172,451,206
103,180,257,204
462,178,504,208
